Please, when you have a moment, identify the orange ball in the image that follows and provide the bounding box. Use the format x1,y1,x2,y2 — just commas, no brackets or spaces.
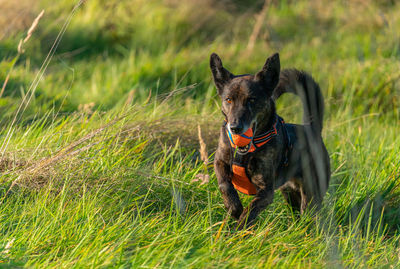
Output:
231,128,253,147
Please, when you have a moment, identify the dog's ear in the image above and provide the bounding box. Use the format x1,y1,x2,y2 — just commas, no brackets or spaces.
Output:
255,53,280,93
210,53,233,95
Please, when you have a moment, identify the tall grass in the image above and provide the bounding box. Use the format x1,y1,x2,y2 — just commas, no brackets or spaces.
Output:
0,0,399,267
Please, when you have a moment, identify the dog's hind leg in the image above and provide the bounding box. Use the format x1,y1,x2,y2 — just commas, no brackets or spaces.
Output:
299,169,328,214
281,176,321,214
301,147,331,213
280,184,302,213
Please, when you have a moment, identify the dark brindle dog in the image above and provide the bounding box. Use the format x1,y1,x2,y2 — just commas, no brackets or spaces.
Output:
210,52,330,229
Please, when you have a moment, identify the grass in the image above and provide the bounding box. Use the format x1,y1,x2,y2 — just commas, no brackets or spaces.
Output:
0,0,400,267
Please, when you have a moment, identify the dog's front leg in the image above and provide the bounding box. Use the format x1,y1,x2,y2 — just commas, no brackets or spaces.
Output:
215,159,243,219
237,179,274,230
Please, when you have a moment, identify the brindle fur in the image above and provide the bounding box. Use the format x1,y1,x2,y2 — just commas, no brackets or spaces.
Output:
210,52,330,230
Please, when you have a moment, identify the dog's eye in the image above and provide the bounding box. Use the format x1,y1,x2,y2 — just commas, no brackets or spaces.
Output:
248,98,256,104
225,98,232,104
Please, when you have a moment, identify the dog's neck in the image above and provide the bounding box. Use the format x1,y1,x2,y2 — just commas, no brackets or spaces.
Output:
254,99,276,137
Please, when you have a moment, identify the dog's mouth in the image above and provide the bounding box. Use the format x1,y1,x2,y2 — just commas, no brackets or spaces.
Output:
237,143,251,153
236,121,256,153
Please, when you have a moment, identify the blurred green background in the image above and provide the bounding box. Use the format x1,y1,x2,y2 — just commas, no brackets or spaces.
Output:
1,0,399,119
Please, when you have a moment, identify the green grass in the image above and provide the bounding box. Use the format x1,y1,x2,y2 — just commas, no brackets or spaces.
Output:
1,0,400,267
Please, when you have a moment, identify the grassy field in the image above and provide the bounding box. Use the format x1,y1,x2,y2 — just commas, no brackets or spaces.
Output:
0,0,400,267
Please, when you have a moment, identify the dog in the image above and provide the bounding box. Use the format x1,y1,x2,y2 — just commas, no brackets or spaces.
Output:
210,52,330,230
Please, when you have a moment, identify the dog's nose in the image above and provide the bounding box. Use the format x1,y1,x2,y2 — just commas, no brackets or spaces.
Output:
230,124,243,134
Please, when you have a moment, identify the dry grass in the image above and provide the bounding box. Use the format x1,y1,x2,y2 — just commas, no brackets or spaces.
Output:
1,110,218,190
193,125,210,184
0,154,27,173
0,0,38,40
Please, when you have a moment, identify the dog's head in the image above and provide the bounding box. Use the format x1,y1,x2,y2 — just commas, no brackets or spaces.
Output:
210,52,280,134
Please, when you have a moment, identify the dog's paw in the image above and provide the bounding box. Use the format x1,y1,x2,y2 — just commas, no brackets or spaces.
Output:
236,219,255,231
236,220,246,231
236,208,256,231
236,209,254,230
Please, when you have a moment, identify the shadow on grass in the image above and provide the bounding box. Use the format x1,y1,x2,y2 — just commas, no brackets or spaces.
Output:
332,174,400,235
347,191,400,235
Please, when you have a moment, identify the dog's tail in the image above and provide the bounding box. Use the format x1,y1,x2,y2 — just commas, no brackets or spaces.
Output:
273,69,324,133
